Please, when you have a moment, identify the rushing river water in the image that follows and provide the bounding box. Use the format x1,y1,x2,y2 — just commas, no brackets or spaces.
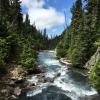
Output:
21,51,98,100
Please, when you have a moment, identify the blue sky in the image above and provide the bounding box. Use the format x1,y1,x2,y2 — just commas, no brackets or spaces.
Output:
20,0,75,37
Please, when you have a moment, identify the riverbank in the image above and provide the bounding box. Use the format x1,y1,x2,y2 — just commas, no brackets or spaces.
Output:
59,58,72,66
0,63,44,100
59,58,89,76
0,64,26,99
0,50,55,100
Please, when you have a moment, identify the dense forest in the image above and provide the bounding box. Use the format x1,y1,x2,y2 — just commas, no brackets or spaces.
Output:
0,0,59,75
56,0,100,91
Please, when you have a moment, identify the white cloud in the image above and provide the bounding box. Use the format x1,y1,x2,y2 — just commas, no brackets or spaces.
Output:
21,0,45,8
20,0,65,30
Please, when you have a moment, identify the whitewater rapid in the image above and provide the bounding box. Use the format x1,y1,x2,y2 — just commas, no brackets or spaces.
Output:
26,51,98,100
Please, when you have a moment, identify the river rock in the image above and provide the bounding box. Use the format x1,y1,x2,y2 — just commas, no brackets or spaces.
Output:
29,83,36,87
10,65,27,80
14,87,22,96
15,78,25,84
56,73,61,77
1,89,8,94
11,95,17,99
44,77,54,83
9,80,15,87
60,58,72,66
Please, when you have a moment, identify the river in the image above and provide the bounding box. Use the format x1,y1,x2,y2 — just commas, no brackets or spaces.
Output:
21,51,98,100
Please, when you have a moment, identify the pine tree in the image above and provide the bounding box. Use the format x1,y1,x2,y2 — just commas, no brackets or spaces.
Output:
67,0,84,66
10,0,23,32
25,14,30,26
83,0,97,61
0,0,10,18
92,0,100,41
0,0,10,37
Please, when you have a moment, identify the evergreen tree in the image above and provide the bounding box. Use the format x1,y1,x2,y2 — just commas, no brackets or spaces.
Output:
0,0,51,75
68,0,85,66
0,0,10,18
92,0,100,41
56,0,100,67
25,14,30,26
10,0,23,32
55,0,100,91
83,0,98,61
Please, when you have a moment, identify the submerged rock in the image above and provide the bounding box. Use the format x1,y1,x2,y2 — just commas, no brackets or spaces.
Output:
44,77,54,83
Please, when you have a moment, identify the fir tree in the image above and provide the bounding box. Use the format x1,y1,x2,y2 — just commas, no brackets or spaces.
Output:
10,0,23,32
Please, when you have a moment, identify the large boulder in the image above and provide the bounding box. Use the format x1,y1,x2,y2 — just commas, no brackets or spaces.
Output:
10,65,27,80
84,47,100,70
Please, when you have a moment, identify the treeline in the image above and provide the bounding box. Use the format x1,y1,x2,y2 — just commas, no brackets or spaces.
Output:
56,0,100,91
48,35,62,50
0,0,49,74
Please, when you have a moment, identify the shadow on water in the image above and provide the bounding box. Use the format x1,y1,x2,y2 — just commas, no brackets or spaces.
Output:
20,86,71,100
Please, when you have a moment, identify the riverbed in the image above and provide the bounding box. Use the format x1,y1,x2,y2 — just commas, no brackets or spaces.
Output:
20,51,99,100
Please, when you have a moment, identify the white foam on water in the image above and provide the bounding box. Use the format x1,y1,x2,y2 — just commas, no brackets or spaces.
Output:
45,72,56,78
27,76,38,85
45,64,67,78
27,51,98,100
44,59,60,66
48,50,55,53
27,89,42,97
59,66,68,76
27,83,50,97
54,76,97,97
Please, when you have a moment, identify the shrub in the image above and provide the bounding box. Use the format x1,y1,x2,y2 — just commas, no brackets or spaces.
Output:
56,42,66,58
22,58,37,71
89,62,100,91
0,38,8,75
18,39,38,72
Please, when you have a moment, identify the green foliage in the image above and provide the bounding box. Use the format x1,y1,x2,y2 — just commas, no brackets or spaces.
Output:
56,0,100,67
70,48,81,66
89,62,100,91
18,39,38,71
56,42,66,58
0,20,8,37
0,0,51,75
0,59,6,75
0,38,9,60
56,0,100,91
22,58,37,71
95,39,100,46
